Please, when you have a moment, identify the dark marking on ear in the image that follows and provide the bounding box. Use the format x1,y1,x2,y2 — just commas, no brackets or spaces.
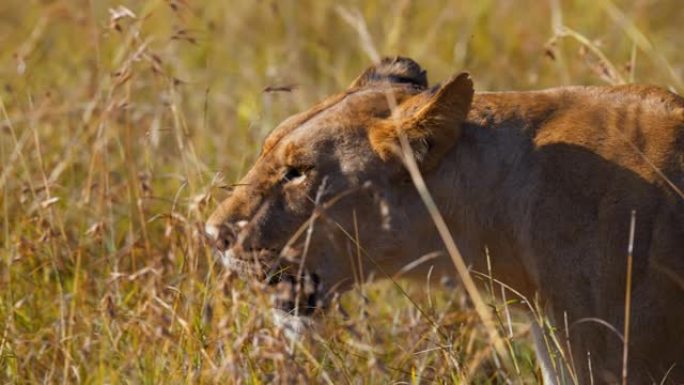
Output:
350,56,428,90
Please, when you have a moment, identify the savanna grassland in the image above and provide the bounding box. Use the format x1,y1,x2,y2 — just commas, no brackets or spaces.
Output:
1,0,683,383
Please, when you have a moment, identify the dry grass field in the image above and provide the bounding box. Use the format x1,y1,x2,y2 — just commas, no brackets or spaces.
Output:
1,0,682,383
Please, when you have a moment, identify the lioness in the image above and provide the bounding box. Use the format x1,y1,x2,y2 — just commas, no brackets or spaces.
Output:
206,57,684,384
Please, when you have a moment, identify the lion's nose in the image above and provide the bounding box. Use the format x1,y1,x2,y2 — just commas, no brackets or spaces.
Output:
205,223,233,252
205,220,248,252
205,224,220,241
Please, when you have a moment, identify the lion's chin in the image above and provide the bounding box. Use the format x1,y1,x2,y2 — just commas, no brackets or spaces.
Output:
271,308,312,340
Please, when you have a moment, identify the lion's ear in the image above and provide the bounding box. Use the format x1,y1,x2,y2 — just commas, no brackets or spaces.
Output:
369,72,474,171
350,56,428,89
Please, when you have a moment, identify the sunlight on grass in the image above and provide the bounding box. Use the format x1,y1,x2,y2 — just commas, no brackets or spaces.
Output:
0,0,681,383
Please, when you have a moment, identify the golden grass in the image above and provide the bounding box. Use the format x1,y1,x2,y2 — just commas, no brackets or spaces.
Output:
1,0,682,383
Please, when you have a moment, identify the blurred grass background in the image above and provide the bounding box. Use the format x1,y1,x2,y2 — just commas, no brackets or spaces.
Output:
1,0,682,383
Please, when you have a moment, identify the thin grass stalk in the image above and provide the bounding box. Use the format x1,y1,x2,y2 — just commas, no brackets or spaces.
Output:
621,210,636,385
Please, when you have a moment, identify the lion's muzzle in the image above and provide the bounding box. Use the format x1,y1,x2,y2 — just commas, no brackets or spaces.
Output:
205,222,326,317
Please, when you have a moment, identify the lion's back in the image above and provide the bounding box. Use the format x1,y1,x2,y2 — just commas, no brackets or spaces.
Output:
532,84,684,188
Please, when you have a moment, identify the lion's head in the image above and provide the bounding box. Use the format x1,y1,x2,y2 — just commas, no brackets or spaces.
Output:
206,57,473,312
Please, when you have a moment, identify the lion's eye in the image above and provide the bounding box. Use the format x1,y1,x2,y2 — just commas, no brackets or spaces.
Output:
283,166,307,184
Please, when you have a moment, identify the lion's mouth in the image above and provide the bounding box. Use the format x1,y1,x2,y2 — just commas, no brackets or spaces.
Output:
220,250,254,277
219,248,272,278
219,247,324,316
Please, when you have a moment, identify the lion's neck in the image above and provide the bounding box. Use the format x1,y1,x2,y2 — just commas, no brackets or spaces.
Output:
426,92,551,294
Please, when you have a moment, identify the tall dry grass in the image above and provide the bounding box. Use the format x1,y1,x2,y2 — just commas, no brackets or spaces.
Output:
1,0,682,383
